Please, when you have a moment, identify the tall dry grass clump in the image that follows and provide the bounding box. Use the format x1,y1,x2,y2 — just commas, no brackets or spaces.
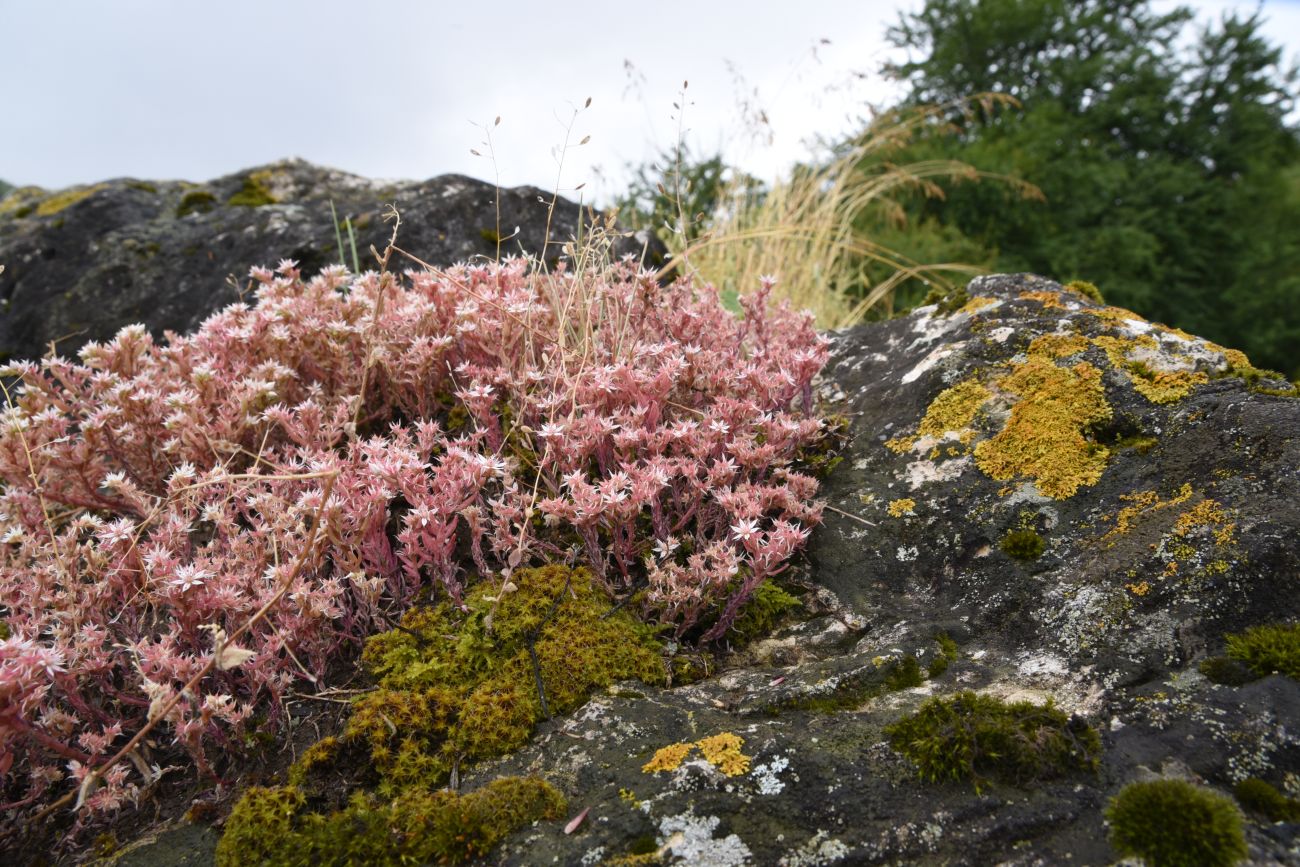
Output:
664,95,1041,328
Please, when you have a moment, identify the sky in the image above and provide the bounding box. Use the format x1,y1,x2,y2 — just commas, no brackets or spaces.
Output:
2,0,1298,205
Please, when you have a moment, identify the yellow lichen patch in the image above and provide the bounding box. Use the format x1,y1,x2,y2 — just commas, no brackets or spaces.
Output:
973,359,1112,499
1158,324,1198,341
1175,499,1236,548
695,733,752,777
917,380,992,437
1090,306,1147,325
34,184,108,217
643,733,753,777
1128,368,1208,404
1028,333,1091,360
1221,348,1252,370
642,742,693,773
959,296,998,315
885,434,918,454
1102,484,1193,545
887,498,916,517
1091,334,1208,404
1125,581,1152,597
1018,290,1069,309
884,379,990,458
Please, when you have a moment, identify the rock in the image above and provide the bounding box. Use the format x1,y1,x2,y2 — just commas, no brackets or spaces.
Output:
16,254,1300,865
0,160,665,363
474,275,1300,865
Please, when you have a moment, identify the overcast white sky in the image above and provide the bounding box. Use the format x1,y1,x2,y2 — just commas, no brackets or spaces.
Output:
2,0,1298,204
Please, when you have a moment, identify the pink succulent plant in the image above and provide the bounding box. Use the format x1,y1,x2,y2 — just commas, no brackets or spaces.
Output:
0,255,827,818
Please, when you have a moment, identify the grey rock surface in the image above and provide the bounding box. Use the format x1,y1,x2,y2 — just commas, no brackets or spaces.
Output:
0,160,663,363
478,274,1300,865
12,233,1298,863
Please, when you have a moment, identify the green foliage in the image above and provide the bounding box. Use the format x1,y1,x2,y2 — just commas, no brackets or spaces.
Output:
886,691,1100,791
227,171,276,207
882,0,1300,375
615,143,758,243
1106,779,1248,867
348,565,666,794
1198,656,1258,687
1233,778,1300,823
221,565,657,861
1001,528,1045,561
1224,621,1300,680
922,284,970,315
215,776,566,867
1063,280,1104,304
886,655,925,690
730,581,802,642
329,199,360,273
0,179,13,199
927,633,959,678
176,189,217,218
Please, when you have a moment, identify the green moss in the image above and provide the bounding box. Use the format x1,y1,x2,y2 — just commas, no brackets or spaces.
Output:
127,180,158,193
227,171,277,207
216,776,565,867
1233,777,1300,823
0,186,45,219
222,564,662,859
1113,434,1159,454
1063,279,1104,304
176,189,218,217
32,184,106,217
922,284,970,315
286,736,341,789
1224,621,1300,680
1106,779,1247,867
927,633,959,678
347,565,665,794
886,655,925,690
1199,656,1258,687
796,413,849,480
479,227,502,244
1001,528,1045,561
886,691,1100,792
669,652,713,685
730,581,802,642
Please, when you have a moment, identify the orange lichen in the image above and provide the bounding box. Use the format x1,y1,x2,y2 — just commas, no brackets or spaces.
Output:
1090,306,1147,325
887,498,916,517
1102,484,1194,545
917,380,992,437
642,733,753,777
959,296,998,315
696,733,752,777
1028,333,1091,360
1175,499,1236,547
642,742,693,773
1018,290,1069,309
885,435,918,454
973,359,1112,499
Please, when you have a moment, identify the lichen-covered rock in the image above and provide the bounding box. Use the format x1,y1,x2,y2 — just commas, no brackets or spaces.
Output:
48,273,1300,864
0,160,663,363
471,275,1300,865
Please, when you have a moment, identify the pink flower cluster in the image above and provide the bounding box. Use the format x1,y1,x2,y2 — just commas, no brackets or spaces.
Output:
0,258,827,815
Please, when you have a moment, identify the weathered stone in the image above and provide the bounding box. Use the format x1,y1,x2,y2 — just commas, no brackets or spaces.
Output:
16,241,1300,863
0,160,664,363
474,274,1300,865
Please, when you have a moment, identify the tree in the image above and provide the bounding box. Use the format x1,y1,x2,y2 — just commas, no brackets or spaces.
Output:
881,0,1300,374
